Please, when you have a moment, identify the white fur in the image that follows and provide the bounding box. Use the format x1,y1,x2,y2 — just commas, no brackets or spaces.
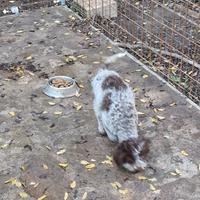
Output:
91,69,138,143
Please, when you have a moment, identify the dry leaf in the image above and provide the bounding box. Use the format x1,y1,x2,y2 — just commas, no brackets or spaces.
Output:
181,150,189,156
118,189,128,195
45,146,51,151
85,163,96,169
64,192,69,200
107,45,112,49
142,74,149,79
20,166,26,171
5,178,22,187
124,79,131,83
93,61,100,64
157,108,165,112
170,172,177,176
26,56,32,60
18,192,29,198
101,160,113,166
149,184,156,191
138,176,147,180
135,69,142,72
58,163,68,169
70,181,76,189
80,160,90,165
37,195,47,200
198,164,200,171
57,149,66,155
106,155,113,161
1,143,9,149
111,182,121,189
48,102,56,106
137,112,145,115
140,98,146,103
8,111,16,117
175,169,181,175
73,102,82,111
169,102,176,107
156,115,165,120
153,108,158,113
54,111,62,115
42,164,48,170
151,117,158,124
33,183,39,188
78,84,84,88
82,192,87,200
133,87,140,93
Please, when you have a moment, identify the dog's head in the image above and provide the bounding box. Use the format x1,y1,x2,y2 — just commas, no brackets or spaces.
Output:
113,136,150,172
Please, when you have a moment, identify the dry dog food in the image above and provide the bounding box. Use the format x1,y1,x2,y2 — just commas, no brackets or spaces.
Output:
50,79,73,88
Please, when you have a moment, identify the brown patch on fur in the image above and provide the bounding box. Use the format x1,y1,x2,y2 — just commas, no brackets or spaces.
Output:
102,75,127,90
101,93,112,111
113,136,150,168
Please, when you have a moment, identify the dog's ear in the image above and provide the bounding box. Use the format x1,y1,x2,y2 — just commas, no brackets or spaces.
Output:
136,136,150,157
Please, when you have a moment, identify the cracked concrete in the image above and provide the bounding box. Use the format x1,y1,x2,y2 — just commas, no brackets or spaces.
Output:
0,6,200,200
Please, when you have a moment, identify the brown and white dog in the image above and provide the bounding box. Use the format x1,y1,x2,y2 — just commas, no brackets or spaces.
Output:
91,67,150,172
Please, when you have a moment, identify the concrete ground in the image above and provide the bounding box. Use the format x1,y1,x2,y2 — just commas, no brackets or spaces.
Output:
0,6,200,200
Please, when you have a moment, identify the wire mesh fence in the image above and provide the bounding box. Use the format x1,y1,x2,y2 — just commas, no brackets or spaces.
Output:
69,0,200,106
0,0,200,106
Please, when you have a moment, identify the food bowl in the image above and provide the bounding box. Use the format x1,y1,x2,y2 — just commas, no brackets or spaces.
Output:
42,76,79,98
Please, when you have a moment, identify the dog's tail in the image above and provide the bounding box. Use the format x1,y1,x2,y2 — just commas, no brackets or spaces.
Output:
104,52,127,66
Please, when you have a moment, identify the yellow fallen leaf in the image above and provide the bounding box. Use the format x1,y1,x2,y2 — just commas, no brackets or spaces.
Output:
170,172,177,176
42,164,48,170
138,176,147,180
175,169,181,175
1,143,9,149
142,74,149,79
64,192,69,200
37,195,47,200
153,108,158,113
135,69,142,72
124,79,131,83
93,61,100,64
170,102,176,107
150,117,158,124
9,178,22,187
20,166,26,171
156,115,165,120
33,183,39,188
18,192,29,198
54,111,62,115
101,160,113,166
8,111,16,117
85,163,96,169
118,189,128,195
137,112,145,115
107,45,112,49
45,146,51,151
110,182,121,189
57,149,66,155
133,87,140,93
26,56,32,60
149,184,156,191
181,150,189,156
4,178,15,184
58,163,68,169
77,54,85,58
106,155,113,161
70,181,76,189
82,192,87,200
157,108,165,112
78,84,85,88
80,160,90,165
140,99,146,103
73,102,82,111
48,102,56,106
